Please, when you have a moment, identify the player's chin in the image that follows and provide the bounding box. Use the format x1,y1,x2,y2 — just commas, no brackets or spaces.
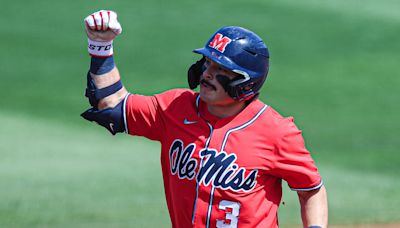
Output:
199,85,212,96
200,91,227,105
199,90,211,101
199,89,217,103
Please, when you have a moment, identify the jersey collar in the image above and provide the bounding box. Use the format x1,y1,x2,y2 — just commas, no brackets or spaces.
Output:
195,94,267,128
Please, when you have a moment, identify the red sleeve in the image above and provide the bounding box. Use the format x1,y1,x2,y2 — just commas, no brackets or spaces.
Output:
124,89,194,141
271,118,322,191
124,93,162,140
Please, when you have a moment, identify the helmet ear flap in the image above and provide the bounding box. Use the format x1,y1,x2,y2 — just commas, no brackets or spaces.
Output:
187,57,206,89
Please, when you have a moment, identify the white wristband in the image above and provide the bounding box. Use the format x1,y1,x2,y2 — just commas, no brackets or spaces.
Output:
88,39,113,57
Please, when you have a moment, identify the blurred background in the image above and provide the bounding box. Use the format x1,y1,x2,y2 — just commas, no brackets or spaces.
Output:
1,0,399,227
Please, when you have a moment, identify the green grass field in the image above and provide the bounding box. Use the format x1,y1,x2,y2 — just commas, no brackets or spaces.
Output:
1,0,399,227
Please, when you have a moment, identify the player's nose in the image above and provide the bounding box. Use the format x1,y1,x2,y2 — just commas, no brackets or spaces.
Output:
202,66,215,80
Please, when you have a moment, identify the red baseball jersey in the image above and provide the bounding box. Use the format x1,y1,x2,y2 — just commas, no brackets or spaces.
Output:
123,88,322,228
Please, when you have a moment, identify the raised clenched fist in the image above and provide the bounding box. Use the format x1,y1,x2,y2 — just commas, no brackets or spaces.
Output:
84,10,122,42
84,10,122,57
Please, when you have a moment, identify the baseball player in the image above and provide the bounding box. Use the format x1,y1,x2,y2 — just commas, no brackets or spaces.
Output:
81,10,328,228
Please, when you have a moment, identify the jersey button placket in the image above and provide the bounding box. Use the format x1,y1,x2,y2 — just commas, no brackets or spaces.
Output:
192,121,213,225
203,124,228,228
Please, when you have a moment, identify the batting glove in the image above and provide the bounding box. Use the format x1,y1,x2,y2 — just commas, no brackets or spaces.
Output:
84,10,122,57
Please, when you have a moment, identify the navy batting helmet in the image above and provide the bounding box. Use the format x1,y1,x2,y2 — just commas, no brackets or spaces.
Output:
188,26,269,100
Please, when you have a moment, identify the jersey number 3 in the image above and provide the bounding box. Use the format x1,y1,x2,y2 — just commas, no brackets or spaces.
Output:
216,200,241,228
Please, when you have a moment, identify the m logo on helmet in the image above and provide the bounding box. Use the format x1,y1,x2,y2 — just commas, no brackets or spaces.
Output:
208,33,232,53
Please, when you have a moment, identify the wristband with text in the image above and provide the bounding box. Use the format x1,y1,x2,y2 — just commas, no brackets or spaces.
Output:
88,39,113,57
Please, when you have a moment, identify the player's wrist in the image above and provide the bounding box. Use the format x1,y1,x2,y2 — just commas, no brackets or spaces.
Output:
88,39,113,57
90,56,115,75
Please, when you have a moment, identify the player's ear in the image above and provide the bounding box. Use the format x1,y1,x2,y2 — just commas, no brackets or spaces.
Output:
187,57,206,89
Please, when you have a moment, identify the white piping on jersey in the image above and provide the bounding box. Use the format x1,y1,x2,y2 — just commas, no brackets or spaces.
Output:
123,93,130,134
206,186,216,228
290,180,324,191
192,122,214,224
221,105,268,150
192,94,202,224
205,104,268,228
196,95,201,117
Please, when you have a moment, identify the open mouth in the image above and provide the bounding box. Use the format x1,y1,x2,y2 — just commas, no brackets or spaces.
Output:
200,79,216,90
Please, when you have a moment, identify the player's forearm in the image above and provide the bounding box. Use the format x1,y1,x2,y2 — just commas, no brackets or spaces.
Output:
298,185,328,228
90,66,128,110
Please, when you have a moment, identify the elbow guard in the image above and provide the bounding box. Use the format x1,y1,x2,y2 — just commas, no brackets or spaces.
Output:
85,56,122,107
85,71,123,108
80,95,127,135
